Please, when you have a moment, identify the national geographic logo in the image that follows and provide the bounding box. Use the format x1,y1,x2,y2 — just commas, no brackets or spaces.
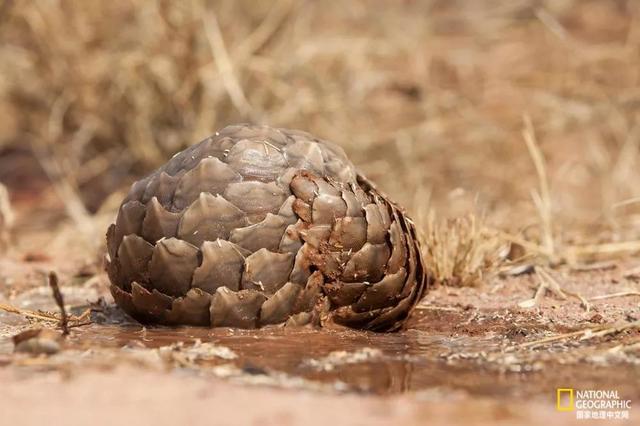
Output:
556,388,631,420
557,389,574,412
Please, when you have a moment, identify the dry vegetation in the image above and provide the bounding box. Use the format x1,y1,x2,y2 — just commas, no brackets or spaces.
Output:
1,0,640,276
422,213,507,287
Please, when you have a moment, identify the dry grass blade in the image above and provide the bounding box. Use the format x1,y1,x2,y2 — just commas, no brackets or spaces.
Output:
0,301,92,329
581,320,640,340
517,267,566,308
569,261,617,272
565,241,640,264
0,302,61,323
0,182,13,251
538,267,591,311
588,291,640,301
534,7,570,42
518,267,590,311
517,271,549,309
535,267,566,299
0,272,90,330
30,114,96,245
522,114,555,260
202,10,256,121
612,196,640,209
513,319,640,350
234,0,294,61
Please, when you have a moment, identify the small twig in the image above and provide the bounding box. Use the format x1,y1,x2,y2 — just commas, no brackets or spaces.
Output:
518,272,548,308
0,302,59,323
515,328,599,349
517,267,563,308
569,261,617,272
67,321,92,329
539,267,591,312
48,271,69,335
536,268,567,300
0,301,91,329
567,240,640,259
76,307,92,322
581,320,640,340
518,267,591,311
513,320,640,350
589,291,640,301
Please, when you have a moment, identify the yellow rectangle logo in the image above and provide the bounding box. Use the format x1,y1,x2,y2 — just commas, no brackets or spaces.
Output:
557,388,574,411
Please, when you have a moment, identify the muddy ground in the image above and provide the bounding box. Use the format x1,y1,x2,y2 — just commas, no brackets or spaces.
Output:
0,208,638,426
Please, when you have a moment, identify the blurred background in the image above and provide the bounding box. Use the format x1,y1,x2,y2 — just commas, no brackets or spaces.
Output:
1,0,639,259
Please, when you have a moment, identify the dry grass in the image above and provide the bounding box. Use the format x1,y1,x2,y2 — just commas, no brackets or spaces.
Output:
0,182,13,250
1,0,640,283
421,213,506,287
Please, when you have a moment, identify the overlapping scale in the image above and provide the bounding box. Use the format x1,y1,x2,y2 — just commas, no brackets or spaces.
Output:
341,243,391,283
259,282,302,326
117,234,154,288
224,181,286,223
165,288,212,326
148,238,199,297
141,197,180,243
173,157,241,210
130,281,173,317
113,200,146,250
329,216,367,251
283,140,324,174
106,124,428,331
191,240,248,293
178,193,247,246
312,194,347,224
226,139,287,182
142,172,181,205
241,248,294,294
364,204,389,244
210,287,266,328
229,213,290,252
352,267,407,312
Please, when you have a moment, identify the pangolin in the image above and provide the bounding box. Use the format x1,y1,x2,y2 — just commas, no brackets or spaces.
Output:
106,124,427,331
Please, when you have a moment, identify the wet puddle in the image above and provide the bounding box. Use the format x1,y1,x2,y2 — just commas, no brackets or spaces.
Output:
24,320,632,399
67,323,480,394
2,292,638,400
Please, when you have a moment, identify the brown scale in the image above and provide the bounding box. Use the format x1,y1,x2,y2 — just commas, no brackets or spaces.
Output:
105,124,428,331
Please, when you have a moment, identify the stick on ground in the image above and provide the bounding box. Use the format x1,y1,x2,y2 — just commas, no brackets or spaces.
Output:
48,271,69,335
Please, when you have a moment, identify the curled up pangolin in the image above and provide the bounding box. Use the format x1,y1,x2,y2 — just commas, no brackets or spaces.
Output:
106,124,428,331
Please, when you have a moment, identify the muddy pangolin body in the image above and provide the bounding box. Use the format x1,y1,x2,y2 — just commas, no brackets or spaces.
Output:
106,124,427,331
